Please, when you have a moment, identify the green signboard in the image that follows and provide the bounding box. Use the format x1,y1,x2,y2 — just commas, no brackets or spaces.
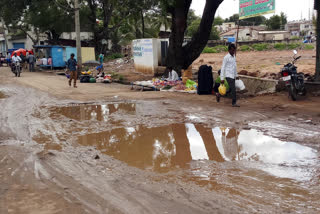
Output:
239,0,275,20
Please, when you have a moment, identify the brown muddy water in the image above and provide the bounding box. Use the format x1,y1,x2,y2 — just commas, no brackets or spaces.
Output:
38,103,320,212
0,91,7,99
48,103,136,121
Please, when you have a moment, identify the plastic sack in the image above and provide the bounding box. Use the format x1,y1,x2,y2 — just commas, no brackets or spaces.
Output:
235,79,245,91
218,84,227,96
186,79,197,88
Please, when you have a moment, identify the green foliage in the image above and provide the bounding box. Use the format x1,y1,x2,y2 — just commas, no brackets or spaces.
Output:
118,75,125,82
202,47,218,53
290,36,300,40
287,43,301,50
202,45,228,53
213,16,224,26
187,9,199,27
240,45,251,51
304,44,314,50
214,45,228,52
106,53,123,60
280,12,288,26
187,19,220,40
252,43,269,51
224,14,266,26
265,15,281,30
110,72,125,83
225,14,239,23
274,43,286,50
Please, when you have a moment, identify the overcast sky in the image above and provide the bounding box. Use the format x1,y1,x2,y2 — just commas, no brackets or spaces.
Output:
191,0,315,21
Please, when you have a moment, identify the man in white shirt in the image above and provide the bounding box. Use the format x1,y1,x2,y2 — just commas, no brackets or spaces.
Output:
11,53,22,72
221,44,239,107
167,67,179,81
12,53,22,63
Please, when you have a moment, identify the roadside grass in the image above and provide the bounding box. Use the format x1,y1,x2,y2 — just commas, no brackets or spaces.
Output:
202,42,313,53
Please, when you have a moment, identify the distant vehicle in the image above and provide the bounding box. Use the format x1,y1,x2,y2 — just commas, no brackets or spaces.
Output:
280,50,306,101
13,61,21,77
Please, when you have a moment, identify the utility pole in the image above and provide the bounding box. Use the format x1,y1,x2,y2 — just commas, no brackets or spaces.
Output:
315,0,320,81
74,0,82,71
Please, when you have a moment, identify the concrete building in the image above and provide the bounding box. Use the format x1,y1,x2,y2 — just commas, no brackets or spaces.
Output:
220,26,266,41
285,20,315,36
258,31,291,41
216,22,236,33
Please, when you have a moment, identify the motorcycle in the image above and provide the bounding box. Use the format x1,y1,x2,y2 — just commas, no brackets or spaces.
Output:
280,50,306,101
12,61,21,77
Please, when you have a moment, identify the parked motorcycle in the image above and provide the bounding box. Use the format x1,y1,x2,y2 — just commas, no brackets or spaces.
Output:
280,50,306,101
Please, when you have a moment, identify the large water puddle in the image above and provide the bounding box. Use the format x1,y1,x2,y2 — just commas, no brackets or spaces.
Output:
49,103,136,121
78,123,319,181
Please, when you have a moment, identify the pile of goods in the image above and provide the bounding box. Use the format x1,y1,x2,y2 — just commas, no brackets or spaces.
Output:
152,78,197,93
80,70,94,83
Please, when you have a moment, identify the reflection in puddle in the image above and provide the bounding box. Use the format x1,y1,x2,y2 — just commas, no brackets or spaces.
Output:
78,124,318,181
49,103,136,121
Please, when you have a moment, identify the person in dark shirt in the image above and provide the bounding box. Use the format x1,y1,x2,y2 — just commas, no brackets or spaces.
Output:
67,53,78,88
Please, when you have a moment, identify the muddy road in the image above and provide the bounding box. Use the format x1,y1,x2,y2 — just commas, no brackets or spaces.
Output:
0,68,320,214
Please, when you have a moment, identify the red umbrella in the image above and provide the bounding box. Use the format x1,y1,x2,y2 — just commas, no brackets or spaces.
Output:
11,49,27,57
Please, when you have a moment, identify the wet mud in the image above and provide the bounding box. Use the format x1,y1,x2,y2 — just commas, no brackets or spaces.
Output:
0,91,7,99
1,83,320,214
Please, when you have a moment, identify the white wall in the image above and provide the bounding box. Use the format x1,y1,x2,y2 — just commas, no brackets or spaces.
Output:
132,39,158,75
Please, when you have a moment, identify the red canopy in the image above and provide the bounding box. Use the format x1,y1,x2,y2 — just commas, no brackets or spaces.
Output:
11,49,27,57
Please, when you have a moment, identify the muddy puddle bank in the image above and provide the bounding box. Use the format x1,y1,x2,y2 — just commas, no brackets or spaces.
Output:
0,91,7,99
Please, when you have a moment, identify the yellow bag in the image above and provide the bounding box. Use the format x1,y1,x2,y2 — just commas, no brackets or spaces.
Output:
218,84,227,96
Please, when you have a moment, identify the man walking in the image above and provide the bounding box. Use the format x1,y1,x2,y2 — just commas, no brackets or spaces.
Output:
28,52,36,72
221,44,240,107
67,53,78,88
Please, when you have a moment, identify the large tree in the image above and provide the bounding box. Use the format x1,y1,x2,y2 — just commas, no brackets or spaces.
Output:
225,13,266,26
164,0,223,71
265,15,281,30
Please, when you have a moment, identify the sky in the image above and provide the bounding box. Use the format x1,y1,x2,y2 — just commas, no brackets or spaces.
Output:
191,0,315,22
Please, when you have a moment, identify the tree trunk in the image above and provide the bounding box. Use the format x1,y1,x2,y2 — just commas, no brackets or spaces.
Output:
316,10,320,81
141,9,145,38
87,0,100,55
166,0,223,71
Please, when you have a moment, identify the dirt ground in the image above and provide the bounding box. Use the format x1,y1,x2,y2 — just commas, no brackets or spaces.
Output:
0,66,320,214
100,49,317,83
194,49,317,79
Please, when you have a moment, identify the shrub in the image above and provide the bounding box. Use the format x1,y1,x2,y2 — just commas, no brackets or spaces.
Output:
118,75,125,82
202,47,217,53
252,43,269,51
290,36,300,40
106,53,123,60
240,45,250,51
110,72,119,79
274,43,286,50
287,43,301,50
304,44,314,50
214,45,228,52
